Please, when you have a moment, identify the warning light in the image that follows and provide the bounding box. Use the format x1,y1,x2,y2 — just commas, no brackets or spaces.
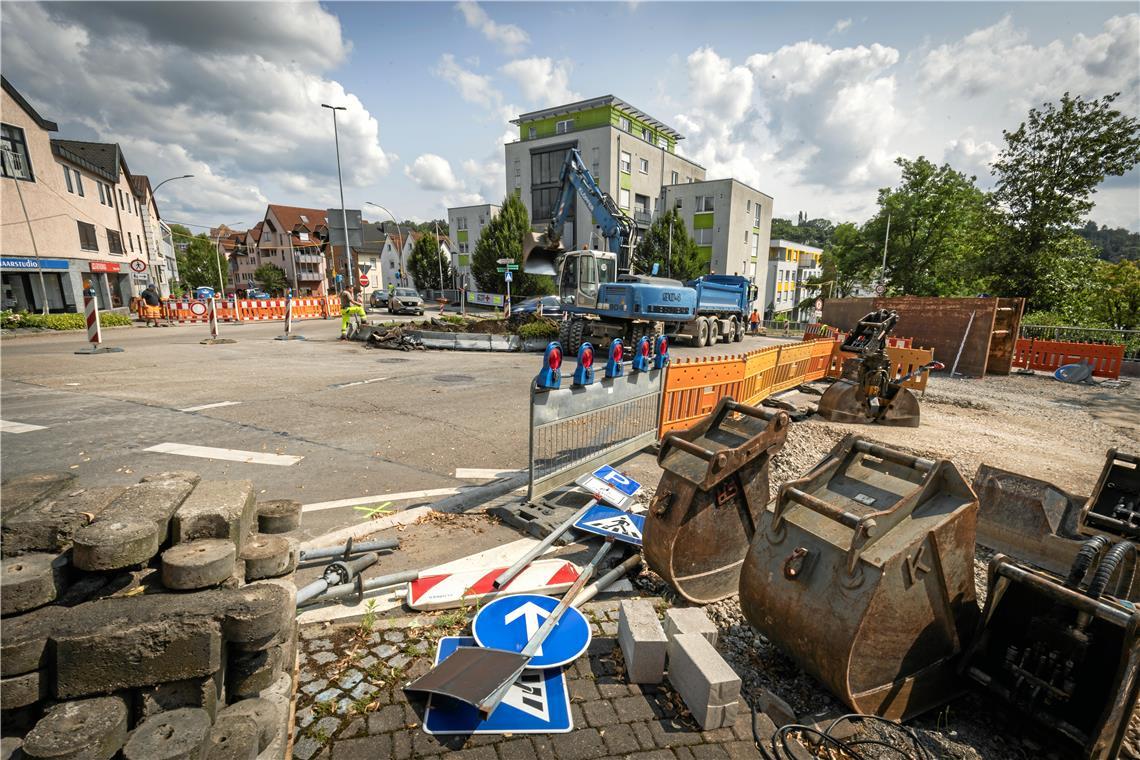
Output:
536,341,562,390
632,336,652,372
573,342,595,386
654,335,669,369
605,339,624,379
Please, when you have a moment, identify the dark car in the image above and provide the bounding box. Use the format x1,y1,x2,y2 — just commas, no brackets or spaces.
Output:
369,290,388,309
510,296,563,321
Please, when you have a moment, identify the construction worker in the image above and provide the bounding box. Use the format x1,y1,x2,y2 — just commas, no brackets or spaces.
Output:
339,287,365,340
141,283,163,327
749,308,760,336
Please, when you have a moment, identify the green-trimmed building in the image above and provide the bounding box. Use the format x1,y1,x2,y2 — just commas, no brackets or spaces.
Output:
447,203,499,288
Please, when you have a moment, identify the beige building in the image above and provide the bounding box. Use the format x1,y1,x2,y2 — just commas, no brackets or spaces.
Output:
258,205,328,296
2,77,168,311
766,239,823,317
447,203,499,289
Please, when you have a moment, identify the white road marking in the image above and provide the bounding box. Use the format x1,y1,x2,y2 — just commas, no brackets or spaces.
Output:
179,401,242,412
0,419,47,434
454,467,523,480
330,377,388,389
301,487,462,513
144,442,302,466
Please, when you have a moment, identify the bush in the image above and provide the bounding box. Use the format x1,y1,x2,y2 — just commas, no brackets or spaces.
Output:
439,315,467,325
0,311,131,330
517,320,560,340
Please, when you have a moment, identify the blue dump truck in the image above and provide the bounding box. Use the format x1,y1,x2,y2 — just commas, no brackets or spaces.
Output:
673,275,757,347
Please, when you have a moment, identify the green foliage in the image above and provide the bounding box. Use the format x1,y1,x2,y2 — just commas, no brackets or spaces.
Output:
439,314,467,325
472,193,554,297
1,311,131,330
253,264,287,294
517,319,560,340
632,209,706,280
1077,221,1140,262
408,234,451,290
771,216,835,249
171,224,228,292
1093,259,1140,330
400,219,449,234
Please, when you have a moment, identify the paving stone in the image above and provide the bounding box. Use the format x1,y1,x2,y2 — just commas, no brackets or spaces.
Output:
674,749,695,760
222,581,294,651
496,738,538,760
335,697,355,715
747,710,776,745
358,655,377,669
1,481,117,557
0,736,24,760
690,745,732,760
312,651,337,665
601,722,641,755
314,716,342,740
448,748,496,760
582,700,619,727
666,634,741,729
722,740,763,760
367,704,405,734
122,707,211,760
614,694,658,722
568,678,599,702
296,706,315,728
600,621,618,636
23,695,129,760
330,733,391,760
172,480,255,551
0,670,45,710
730,710,756,742
227,644,284,699
663,608,717,645
255,499,302,534
383,630,405,643
619,600,668,685
161,539,236,590
338,670,364,690
596,679,632,699
626,751,676,760
630,722,656,751
1,552,67,614
315,688,342,704
137,672,222,722
391,731,412,760
649,718,703,748
240,534,298,581
310,639,333,651
349,682,377,701
339,718,366,740
291,735,323,760
387,654,411,670
217,698,278,752
106,479,197,544
755,689,796,727
205,713,259,760
72,519,160,572
302,680,329,696
551,729,605,760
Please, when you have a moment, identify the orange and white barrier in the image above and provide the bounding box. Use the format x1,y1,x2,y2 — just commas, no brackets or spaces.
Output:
164,296,340,323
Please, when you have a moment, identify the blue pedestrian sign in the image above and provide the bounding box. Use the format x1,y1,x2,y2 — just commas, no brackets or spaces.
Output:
423,637,573,735
472,594,591,669
575,465,642,509
504,270,513,283
574,504,645,546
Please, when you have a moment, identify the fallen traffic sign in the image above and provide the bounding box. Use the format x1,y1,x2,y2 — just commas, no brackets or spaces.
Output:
407,559,580,611
574,504,645,546
576,464,642,510
472,593,591,669
422,637,572,734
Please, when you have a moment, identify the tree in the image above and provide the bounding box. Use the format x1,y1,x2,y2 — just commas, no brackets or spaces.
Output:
1076,221,1140,262
771,217,835,249
631,209,706,280
408,234,451,291
1093,259,1140,330
988,92,1140,303
253,264,287,294
171,224,228,291
472,193,554,297
816,222,873,297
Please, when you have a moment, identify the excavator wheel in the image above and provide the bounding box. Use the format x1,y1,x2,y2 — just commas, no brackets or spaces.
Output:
559,317,585,356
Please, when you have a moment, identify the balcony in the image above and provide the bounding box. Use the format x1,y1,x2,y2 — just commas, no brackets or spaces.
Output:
633,211,652,226
297,270,323,281
296,253,323,264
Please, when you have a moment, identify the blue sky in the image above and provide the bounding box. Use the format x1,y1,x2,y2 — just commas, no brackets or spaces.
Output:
3,2,1137,231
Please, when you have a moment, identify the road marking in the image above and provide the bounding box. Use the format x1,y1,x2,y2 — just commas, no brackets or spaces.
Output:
329,377,388,389
454,467,523,480
0,419,47,434
302,488,462,513
144,442,302,466
179,401,242,412
353,501,393,519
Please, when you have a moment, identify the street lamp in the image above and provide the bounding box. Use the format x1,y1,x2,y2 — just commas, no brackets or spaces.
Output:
213,222,243,295
321,104,354,287
365,202,401,287
151,174,194,195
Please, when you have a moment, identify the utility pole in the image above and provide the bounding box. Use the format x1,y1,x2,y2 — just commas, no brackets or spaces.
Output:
433,220,444,294
288,234,297,294
3,149,49,314
322,104,353,287
666,213,673,278
880,212,891,292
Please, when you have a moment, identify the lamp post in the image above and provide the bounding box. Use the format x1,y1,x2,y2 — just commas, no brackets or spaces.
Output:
365,202,402,288
148,175,192,296
151,174,194,195
212,222,243,296
321,104,353,286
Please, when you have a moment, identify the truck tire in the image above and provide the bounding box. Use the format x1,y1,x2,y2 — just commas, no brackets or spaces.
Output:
732,317,744,342
709,319,720,345
559,317,585,356
695,318,709,347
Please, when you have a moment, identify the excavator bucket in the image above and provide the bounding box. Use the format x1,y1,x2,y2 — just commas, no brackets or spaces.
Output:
960,553,1140,760
644,398,789,604
815,378,922,427
738,436,978,720
1080,449,1140,541
521,232,562,276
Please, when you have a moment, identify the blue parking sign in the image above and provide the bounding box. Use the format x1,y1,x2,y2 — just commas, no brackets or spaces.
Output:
574,504,645,546
595,465,640,495
576,465,642,509
423,637,572,734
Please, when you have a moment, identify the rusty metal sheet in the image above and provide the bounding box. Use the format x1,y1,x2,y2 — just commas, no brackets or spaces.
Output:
644,398,789,604
739,435,978,720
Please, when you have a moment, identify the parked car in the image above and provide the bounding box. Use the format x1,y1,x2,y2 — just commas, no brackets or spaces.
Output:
388,288,424,316
369,290,388,309
510,295,563,322
194,286,215,300
245,289,271,299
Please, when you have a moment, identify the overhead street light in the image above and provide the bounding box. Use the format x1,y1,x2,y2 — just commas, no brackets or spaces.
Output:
365,201,403,287
213,222,243,295
151,174,194,195
321,103,354,286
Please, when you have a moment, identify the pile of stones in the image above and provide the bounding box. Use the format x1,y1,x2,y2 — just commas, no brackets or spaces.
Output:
0,470,304,760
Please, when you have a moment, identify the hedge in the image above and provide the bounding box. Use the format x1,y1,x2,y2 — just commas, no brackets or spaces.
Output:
1,310,132,330
517,320,560,340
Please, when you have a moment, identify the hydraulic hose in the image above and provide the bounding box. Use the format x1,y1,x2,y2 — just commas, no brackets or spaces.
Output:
1087,540,1137,600
1065,535,1111,589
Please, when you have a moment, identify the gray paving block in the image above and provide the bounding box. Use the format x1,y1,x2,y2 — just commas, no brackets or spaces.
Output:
0,669,46,710
239,535,297,581
0,604,60,676
255,500,301,534
1,485,122,556
123,707,212,760
227,644,284,700
216,699,277,754
23,695,129,760
618,600,667,684
172,480,255,552
666,633,741,730
140,471,201,486
72,519,160,572
161,539,237,589
137,672,224,722
223,581,294,651
99,479,196,546
1,552,67,614
205,712,260,760
663,607,718,645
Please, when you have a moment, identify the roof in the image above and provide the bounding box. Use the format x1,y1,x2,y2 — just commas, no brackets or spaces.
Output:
265,204,329,232
662,176,772,201
51,139,129,183
512,95,684,140
770,239,823,254
447,203,500,213
1,77,58,132
247,221,264,243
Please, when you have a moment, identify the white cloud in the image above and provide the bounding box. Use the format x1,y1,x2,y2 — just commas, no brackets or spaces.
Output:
944,133,1000,184
456,1,529,55
500,58,580,106
434,54,504,111
405,154,462,192
832,18,852,34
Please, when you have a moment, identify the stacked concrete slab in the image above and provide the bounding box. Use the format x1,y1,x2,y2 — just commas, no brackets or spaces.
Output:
0,471,303,760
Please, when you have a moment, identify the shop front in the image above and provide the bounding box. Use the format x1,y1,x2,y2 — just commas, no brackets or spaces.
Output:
1,256,76,313
87,261,132,310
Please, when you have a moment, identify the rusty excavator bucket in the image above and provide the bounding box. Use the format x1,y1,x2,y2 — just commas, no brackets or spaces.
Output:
644,398,790,604
738,435,979,720
521,231,563,277
816,356,924,427
1080,449,1140,541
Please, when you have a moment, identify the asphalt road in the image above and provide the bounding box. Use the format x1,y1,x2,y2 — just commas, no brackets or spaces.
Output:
1,315,788,544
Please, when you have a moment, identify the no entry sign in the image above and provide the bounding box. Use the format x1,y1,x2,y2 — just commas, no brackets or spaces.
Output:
358,274,369,287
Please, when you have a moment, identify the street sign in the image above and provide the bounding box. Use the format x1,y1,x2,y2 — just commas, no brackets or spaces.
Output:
573,504,645,546
422,637,572,734
129,258,147,273
189,302,207,316
472,593,591,669
358,274,369,287
495,265,520,272
407,559,580,611
575,465,642,510
504,271,513,283
815,298,823,310
496,258,514,265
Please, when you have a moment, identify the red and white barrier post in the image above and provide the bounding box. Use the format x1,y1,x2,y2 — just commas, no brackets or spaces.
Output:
200,297,236,345
276,293,305,341
74,288,123,354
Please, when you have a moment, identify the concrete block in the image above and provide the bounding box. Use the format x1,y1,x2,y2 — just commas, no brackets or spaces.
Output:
254,500,301,535
137,671,224,722
54,618,223,699
72,519,160,572
98,479,197,546
617,600,667,684
223,581,294,651
162,539,237,590
1,604,63,676
0,737,23,760
226,644,284,700
205,713,260,760
666,633,741,730
0,669,46,710
663,607,718,645
1,485,122,556
0,472,75,520
141,471,201,486
123,707,211,760
173,480,255,552
22,695,128,760
216,699,277,754
239,535,297,581
1,552,67,614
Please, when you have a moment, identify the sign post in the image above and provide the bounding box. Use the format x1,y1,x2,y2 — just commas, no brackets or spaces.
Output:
276,293,305,341
74,288,123,355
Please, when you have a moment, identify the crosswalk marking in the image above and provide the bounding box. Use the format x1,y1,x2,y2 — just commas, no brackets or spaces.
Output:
179,401,242,412
302,488,462,513
0,419,47,434
144,442,302,466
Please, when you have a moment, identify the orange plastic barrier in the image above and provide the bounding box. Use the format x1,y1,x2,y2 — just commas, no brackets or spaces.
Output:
803,323,840,341
826,341,934,391
1012,338,1124,379
163,299,211,323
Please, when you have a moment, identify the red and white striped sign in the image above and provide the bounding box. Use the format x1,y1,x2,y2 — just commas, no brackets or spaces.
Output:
407,559,580,611
208,298,219,339
84,293,101,344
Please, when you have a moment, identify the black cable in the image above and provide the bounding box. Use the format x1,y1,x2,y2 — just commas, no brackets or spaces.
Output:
751,702,938,760
1087,540,1137,599
777,724,867,760
1065,535,1110,589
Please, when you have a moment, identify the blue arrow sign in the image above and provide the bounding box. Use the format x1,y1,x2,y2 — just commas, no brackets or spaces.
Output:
504,270,513,283
472,594,591,669
423,637,572,735
573,504,645,546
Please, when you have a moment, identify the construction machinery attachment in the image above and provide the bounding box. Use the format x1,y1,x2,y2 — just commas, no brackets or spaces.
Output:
960,546,1140,760
1080,448,1140,541
521,231,563,277
644,398,790,604
817,309,939,427
738,435,978,720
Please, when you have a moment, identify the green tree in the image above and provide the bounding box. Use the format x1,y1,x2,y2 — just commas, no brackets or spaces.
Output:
171,224,228,291
631,209,705,280
988,92,1140,303
771,217,835,249
408,234,451,290
472,193,554,297
1093,259,1140,329
253,263,287,294
816,222,873,297
1076,221,1140,262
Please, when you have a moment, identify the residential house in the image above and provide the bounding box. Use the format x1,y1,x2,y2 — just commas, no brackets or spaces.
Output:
376,231,452,293
766,239,823,318
258,205,328,296
130,175,180,296
447,204,499,288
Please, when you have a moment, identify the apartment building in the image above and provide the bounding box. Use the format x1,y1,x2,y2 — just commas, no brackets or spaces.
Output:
447,203,499,288
663,178,773,303
1,78,168,312
505,96,705,250
766,239,823,317
258,205,328,296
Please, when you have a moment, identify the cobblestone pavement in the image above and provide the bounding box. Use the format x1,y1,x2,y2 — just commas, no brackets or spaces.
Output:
292,600,765,760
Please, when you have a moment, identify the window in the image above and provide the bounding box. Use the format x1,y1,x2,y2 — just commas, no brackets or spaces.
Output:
619,188,630,209
657,136,668,149
619,151,631,173
694,228,713,246
695,195,714,212
457,216,467,230
0,123,33,180
555,119,574,134
634,194,649,214
63,165,73,193
514,159,520,177
118,188,124,208
674,198,682,209
98,182,106,205
107,230,124,254
744,230,749,243
129,233,135,252
746,200,752,212
754,206,761,226
638,157,649,174
77,221,99,251
641,127,651,141
670,171,679,184
459,242,468,253
528,126,537,139
75,173,84,196
618,116,631,132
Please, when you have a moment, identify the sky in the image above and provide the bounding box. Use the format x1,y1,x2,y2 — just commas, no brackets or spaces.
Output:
2,1,1137,233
